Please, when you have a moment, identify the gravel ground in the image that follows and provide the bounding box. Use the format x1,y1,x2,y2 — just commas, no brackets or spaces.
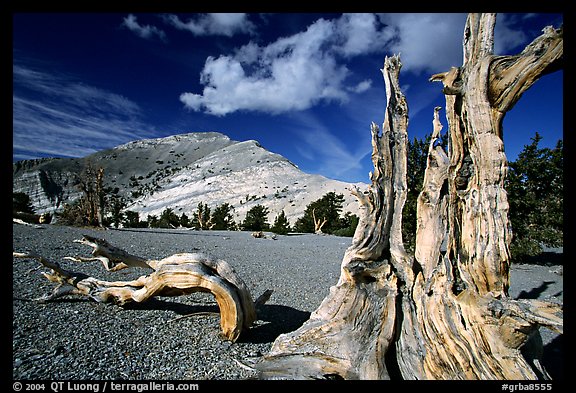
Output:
12,223,563,380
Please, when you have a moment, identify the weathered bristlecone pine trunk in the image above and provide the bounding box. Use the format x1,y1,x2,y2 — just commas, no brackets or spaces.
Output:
312,208,328,234
13,234,272,342
255,14,563,380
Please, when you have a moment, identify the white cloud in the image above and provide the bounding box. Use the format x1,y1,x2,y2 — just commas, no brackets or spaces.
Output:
181,18,351,116
377,13,468,75
348,79,372,93
180,13,546,117
122,14,167,41
164,13,255,36
335,13,393,57
374,13,550,74
181,14,390,116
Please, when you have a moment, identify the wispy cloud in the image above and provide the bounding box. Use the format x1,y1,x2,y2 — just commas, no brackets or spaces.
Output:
493,13,531,55
368,13,546,123
14,64,142,118
163,13,255,37
289,111,372,183
335,13,393,57
13,62,158,161
122,14,167,42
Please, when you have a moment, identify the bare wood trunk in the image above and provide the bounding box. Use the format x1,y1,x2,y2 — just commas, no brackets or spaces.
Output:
96,167,105,228
256,14,562,380
194,203,215,230
14,235,270,342
414,106,449,280
257,55,410,379
312,208,328,234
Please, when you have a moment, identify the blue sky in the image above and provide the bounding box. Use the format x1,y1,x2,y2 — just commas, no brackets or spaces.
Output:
12,12,563,183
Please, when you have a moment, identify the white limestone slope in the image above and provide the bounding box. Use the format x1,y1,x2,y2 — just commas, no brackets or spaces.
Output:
126,138,366,225
13,131,368,226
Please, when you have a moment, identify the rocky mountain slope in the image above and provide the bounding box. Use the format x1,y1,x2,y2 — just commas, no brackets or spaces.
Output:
13,132,367,226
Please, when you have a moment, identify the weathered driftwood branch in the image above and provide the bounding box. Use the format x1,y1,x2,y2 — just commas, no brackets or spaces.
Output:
13,218,44,229
14,235,271,342
251,231,277,240
256,14,562,380
65,235,153,271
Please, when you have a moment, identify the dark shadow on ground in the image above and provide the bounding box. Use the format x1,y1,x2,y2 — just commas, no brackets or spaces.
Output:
515,281,557,300
121,297,219,315
521,252,563,266
542,334,563,380
125,299,311,345
20,295,307,344
238,304,311,344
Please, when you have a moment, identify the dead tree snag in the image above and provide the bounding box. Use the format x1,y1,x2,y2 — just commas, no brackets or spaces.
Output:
312,208,328,234
256,14,562,380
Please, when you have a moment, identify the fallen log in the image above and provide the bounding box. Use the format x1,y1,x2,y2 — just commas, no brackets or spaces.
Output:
14,235,271,342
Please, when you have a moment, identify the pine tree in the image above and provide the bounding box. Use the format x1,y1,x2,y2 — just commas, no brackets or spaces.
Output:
506,132,563,262
333,212,359,237
271,210,291,235
212,203,236,230
179,212,191,228
294,192,344,234
13,192,35,214
147,214,159,228
108,195,126,228
123,211,141,228
242,204,269,231
158,207,180,228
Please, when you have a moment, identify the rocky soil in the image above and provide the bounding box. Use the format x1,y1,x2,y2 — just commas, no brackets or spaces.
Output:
12,223,563,380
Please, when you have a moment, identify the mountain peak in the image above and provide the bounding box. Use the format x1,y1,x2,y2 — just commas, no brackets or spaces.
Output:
13,132,366,225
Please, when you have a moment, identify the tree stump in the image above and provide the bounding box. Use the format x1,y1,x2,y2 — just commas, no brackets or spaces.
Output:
256,14,562,380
